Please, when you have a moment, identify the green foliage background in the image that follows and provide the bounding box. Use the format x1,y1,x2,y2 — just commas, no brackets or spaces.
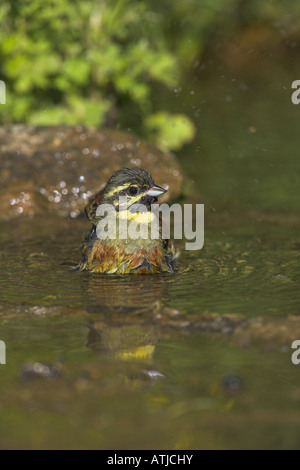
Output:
0,0,299,150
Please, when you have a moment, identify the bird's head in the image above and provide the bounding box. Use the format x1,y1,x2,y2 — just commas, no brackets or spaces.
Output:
101,167,166,210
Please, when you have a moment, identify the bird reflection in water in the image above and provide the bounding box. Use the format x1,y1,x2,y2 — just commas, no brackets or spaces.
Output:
82,273,170,385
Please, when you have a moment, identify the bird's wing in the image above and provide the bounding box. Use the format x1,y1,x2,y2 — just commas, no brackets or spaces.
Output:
84,189,103,225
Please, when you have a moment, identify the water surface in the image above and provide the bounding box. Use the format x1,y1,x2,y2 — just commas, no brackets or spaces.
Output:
1,68,300,449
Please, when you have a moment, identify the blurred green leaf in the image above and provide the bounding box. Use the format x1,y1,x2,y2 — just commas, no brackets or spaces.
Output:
145,112,196,151
1,0,296,150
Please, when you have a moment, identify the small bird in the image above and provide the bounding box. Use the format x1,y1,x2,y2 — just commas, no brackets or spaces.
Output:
79,167,177,274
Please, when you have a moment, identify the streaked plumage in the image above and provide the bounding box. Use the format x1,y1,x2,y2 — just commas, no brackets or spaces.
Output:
79,167,178,274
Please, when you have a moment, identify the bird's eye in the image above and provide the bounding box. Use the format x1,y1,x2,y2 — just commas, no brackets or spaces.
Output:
128,186,138,196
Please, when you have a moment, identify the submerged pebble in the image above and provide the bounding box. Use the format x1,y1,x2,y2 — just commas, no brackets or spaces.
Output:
223,374,244,394
20,362,63,380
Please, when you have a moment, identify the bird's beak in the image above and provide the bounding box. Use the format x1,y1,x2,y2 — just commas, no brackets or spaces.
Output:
146,184,167,197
